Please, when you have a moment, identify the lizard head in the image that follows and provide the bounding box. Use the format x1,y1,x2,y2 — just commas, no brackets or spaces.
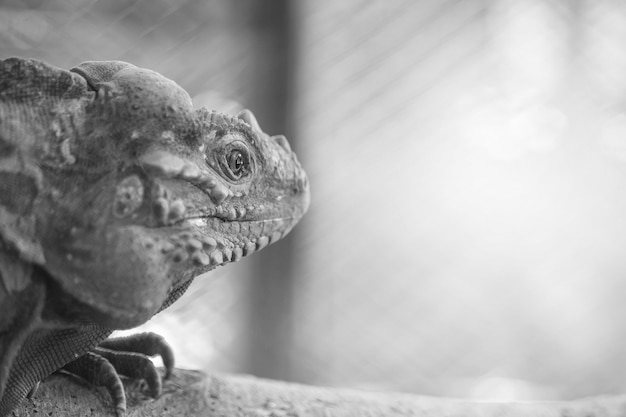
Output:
35,61,309,328
134,108,310,269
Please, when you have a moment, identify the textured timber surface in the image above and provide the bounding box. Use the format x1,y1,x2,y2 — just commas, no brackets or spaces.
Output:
11,369,626,416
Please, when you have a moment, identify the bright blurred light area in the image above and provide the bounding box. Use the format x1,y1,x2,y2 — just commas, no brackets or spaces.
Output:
293,0,626,401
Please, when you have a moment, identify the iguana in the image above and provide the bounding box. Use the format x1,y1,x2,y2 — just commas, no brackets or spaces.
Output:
0,57,309,416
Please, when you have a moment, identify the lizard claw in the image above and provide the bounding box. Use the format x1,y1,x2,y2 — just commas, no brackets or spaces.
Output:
98,332,175,380
26,381,40,399
59,332,174,414
61,351,127,414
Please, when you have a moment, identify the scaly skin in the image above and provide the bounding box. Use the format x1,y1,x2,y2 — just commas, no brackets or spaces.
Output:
0,58,309,416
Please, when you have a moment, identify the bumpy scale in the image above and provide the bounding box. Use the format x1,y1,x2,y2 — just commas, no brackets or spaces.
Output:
0,58,309,416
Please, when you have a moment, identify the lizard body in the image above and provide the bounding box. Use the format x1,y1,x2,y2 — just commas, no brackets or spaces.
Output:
0,58,309,415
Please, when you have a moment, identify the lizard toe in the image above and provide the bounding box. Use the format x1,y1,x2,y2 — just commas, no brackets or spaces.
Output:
61,351,127,415
98,332,175,379
93,347,162,398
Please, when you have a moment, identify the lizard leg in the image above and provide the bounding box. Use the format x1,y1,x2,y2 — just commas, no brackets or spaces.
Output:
60,332,174,415
0,278,45,414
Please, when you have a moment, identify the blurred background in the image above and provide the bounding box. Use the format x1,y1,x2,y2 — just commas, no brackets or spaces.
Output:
4,0,626,402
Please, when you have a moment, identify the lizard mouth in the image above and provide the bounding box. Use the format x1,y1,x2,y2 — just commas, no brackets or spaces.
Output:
147,213,300,269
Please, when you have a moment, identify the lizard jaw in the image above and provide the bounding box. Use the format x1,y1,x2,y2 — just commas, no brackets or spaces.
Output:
149,215,299,269
43,213,299,330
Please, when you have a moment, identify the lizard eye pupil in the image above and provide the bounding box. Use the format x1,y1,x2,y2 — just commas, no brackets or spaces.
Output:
221,148,250,181
229,151,244,173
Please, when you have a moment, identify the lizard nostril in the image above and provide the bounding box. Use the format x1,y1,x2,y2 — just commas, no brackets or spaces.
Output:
272,135,291,152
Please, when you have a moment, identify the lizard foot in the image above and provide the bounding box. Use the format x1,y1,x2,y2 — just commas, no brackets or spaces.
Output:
60,332,174,416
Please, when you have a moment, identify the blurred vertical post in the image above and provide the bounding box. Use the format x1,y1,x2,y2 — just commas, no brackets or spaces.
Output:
244,0,299,380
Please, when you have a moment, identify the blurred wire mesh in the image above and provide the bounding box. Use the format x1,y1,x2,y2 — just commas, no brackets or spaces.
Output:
4,0,626,402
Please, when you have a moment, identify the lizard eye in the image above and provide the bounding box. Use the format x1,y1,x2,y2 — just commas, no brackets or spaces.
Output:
220,146,252,182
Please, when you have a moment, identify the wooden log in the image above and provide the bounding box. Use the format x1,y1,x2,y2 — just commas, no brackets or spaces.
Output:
13,368,626,416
